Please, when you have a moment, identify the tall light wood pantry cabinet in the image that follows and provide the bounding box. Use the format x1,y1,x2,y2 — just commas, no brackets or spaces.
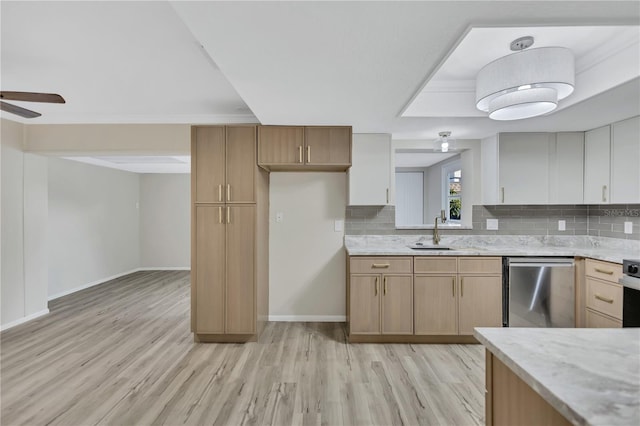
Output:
191,125,269,342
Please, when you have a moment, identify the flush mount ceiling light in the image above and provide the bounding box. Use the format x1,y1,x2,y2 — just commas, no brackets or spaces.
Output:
475,36,575,120
435,131,454,152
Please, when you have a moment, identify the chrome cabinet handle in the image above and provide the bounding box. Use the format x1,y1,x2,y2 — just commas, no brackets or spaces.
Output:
298,146,303,163
218,206,223,224
452,278,455,297
386,188,389,204
602,185,607,203
227,184,231,201
461,277,464,298
595,294,614,304
218,184,222,202
226,206,230,224
384,277,387,295
594,268,614,275
307,146,311,163
501,187,505,203
375,277,378,296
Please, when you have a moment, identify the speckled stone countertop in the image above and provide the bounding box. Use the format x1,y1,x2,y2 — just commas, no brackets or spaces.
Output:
344,235,640,264
474,328,640,426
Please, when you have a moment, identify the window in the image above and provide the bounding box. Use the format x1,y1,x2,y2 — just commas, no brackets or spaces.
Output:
442,162,462,222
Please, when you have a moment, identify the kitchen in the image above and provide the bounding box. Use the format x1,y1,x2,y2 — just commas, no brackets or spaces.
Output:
1,1,640,425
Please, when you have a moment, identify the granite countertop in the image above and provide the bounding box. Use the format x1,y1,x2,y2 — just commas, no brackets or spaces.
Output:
474,328,640,426
344,235,640,264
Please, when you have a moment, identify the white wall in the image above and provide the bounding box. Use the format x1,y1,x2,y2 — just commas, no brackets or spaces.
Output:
1,119,50,329
48,157,140,299
139,174,190,268
269,173,346,321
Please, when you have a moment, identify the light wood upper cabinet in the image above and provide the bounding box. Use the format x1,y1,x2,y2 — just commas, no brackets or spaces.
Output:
226,126,256,203
193,127,226,203
258,126,304,165
258,125,351,171
195,205,226,334
414,275,458,335
304,126,351,166
458,275,503,335
611,116,640,203
381,275,413,335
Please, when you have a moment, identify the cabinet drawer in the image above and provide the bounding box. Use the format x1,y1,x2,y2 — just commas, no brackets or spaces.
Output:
585,308,622,328
350,257,412,274
458,257,502,274
586,277,623,320
414,257,457,274
585,259,622,283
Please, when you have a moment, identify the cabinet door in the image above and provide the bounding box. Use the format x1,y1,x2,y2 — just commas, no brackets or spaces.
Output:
584,125,611,204
458,275,502,335
549,132,584,204
225,205,256,334
498,133,550,204
258,126,304,165
348,133,391,205
381,275,413,334
585,308,622,328
414,275,458,335
193,127,226,203
195,205,225,333
226,126,256,203
304,126,351,166
611,116,640,203
349,275,380,334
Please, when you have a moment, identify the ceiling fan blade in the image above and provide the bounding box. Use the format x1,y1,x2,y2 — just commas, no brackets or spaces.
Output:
0,91,65,103
0,101,42,118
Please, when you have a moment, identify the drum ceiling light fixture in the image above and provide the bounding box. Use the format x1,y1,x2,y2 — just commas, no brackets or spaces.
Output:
475,36,575,120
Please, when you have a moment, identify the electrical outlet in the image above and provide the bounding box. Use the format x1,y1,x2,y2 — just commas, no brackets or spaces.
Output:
487,219,499,230
558,220,566,231
624,221,633,234
276,212,283,223
334,219,344,232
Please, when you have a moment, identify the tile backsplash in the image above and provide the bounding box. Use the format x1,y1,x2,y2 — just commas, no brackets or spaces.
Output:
345,204,640,240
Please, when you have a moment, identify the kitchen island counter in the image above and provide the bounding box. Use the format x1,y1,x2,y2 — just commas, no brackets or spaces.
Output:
474,327,640,426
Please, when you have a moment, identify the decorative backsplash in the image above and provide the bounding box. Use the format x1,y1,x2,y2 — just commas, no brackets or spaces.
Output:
345,204,640,240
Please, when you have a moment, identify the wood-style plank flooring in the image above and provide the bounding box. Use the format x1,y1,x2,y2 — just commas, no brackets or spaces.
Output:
1,271,485,425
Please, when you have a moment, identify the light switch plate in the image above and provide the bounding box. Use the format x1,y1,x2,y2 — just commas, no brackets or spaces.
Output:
624,221,633,234
276,212,283,223
487,218,499,230
334,219,344,232
558,220,566,231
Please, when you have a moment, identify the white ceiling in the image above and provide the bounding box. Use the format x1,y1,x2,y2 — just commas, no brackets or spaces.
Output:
2,1,639,141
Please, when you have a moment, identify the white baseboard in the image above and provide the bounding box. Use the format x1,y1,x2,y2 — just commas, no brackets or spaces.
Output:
139,267,190,271
268,315,346,322
1,309,50,331
47,268,141,301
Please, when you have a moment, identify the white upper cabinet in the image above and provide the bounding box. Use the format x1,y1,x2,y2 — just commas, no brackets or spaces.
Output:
584,125,611,204
611,116,640,204
348,134,391,205
549,132,584,204
498,133,552,204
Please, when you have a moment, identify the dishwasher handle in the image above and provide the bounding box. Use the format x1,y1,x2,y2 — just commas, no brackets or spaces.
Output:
509,262,574,268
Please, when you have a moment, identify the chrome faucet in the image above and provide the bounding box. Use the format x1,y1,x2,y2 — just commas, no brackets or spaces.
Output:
433,217,441,245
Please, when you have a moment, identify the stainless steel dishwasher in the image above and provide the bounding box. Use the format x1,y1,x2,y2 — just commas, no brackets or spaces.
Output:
504,258,575,327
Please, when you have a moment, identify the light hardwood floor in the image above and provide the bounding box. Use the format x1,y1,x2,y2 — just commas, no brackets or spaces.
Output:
1,271,485,425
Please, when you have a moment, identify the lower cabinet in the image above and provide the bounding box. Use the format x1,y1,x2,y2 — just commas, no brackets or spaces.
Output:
348,255,502,342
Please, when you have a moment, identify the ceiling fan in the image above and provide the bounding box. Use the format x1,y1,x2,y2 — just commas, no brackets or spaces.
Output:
0,91,65,118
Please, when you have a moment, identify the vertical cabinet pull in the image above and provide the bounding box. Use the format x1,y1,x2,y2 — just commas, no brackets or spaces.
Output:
218,206,223,224
375,277,378,296
307,146,311,163
227,184,231,201
298,146,303,163
386,188,389,204
452,277,455,297
501,187,505,203
384,277,387,295
602,185,607,203
218,184,222,202
461,277,464,298
227,206,230,224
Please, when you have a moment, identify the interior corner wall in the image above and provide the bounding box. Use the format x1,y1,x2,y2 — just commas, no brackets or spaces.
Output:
139,173,190,268
268,173,347,321
1,119,27,326
47,157,140,299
